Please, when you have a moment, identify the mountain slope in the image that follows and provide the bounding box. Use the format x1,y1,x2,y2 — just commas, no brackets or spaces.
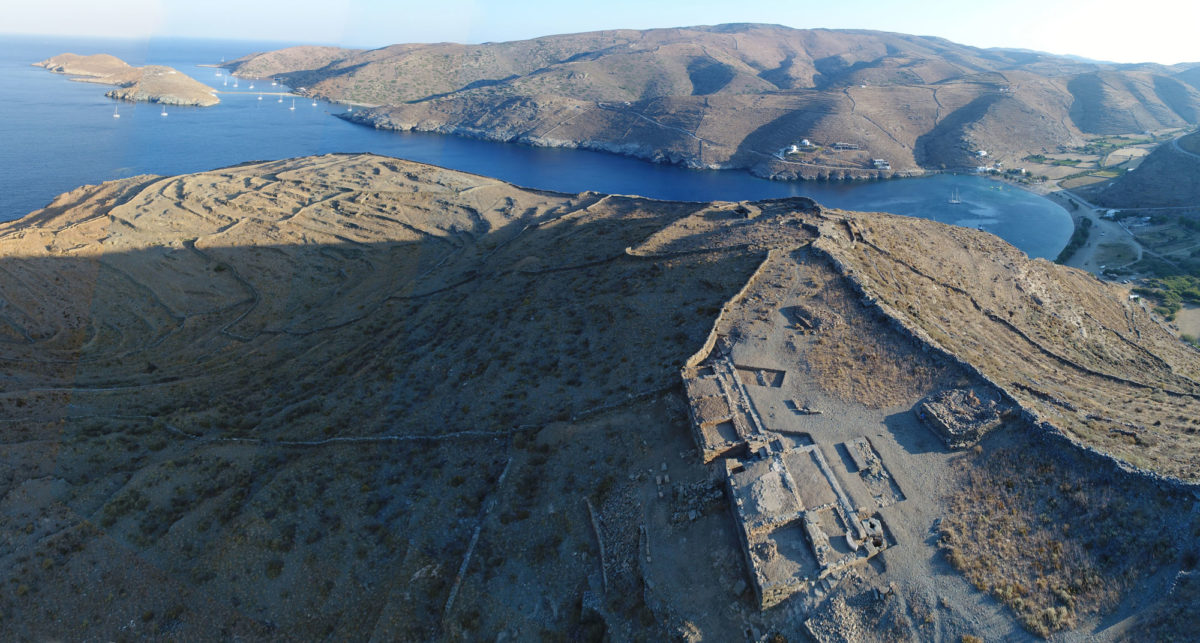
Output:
223,24,1200,178
1095,130,1200,207
1,155,1197,640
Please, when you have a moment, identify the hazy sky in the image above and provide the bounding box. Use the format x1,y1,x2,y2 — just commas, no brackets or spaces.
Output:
5,0,1198,64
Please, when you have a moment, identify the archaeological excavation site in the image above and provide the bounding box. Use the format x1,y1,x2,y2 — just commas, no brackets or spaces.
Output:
1,154,1198,641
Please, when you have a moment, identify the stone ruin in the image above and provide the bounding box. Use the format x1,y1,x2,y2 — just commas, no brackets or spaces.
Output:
681,337,897,610
917,387,1010,449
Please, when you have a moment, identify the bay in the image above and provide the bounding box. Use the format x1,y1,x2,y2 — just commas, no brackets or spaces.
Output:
0,35,1072,258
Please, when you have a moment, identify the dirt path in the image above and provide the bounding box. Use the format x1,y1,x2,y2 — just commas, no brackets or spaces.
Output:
1172,135,1200,161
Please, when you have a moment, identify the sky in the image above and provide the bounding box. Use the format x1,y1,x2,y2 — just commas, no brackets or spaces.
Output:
5,0,1199,65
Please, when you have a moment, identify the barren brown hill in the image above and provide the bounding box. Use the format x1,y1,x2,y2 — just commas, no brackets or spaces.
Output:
223,24,1200,178
1,154,1196,640
35,53,219,106
222,45,359,79
34,53,132,77
1095,130,1200,208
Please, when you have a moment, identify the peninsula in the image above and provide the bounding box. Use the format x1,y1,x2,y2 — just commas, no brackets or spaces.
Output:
0,154,1195,640
35,53,219,106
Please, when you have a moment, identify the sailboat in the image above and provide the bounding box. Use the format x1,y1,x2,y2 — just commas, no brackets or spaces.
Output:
311,99,317,107
289,98,296,111
949,188,962,204
112,104,120,118
249,83,254,90
277,96,283,103
160,104,168,117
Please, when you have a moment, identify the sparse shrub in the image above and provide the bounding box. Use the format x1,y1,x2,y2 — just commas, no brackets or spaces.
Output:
265,558,284,579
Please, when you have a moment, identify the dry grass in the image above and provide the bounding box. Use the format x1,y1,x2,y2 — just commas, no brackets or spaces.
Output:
939,446,1188,638
803,265,953,408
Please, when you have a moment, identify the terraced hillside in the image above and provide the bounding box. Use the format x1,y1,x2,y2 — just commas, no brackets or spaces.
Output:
223,24,1200,178
1,154,1197,640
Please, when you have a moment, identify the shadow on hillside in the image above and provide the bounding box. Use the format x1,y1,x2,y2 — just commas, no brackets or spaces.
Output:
0,195,769,445
730,96,839,168
913,93,1002,167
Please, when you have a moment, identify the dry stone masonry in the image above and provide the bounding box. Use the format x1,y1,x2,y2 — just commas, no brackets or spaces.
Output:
682,338,900,610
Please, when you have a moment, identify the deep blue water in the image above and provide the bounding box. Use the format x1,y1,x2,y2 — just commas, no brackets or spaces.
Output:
0,35,1073,258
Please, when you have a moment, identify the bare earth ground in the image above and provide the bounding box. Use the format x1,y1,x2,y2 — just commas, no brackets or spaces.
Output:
1177,306,1200,338
0,154,1196,640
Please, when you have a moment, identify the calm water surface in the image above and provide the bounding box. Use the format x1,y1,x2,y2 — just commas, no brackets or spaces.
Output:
0,36,1073,258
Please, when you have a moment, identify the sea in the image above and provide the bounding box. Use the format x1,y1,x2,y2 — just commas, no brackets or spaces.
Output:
0,35,1073,258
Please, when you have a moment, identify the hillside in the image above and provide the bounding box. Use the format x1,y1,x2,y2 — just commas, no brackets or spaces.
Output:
35,53,219,107
0,154,1197,640
1095,130,1200,208
221,24,1200,178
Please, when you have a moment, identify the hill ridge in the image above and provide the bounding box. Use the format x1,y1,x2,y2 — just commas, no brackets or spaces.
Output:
221,24,1200,179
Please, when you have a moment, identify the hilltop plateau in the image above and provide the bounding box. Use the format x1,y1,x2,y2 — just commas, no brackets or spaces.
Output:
222,24,1200,179
0,154,1197,640
35,53,219,107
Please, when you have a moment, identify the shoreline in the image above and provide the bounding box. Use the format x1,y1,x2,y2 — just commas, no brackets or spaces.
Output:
334,109,1057,189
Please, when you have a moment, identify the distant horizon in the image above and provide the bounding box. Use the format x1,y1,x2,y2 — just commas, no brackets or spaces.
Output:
4,1,1198,65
